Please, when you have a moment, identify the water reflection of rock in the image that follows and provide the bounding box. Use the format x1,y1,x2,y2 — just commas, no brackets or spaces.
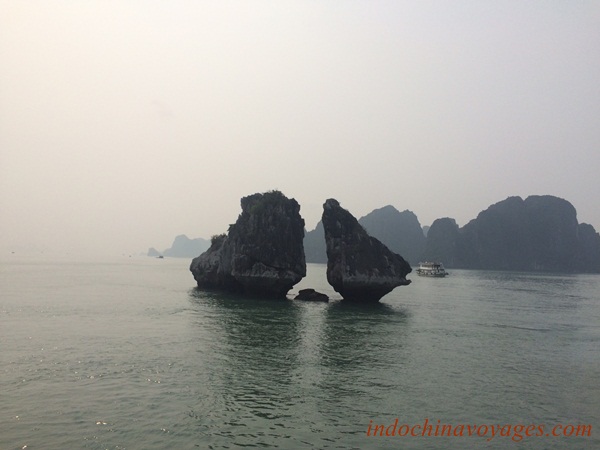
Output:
187,289,305,443
187,289,414,446
321,301,409,365
317,302,411,421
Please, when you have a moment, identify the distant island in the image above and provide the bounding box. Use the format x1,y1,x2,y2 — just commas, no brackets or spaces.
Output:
422,195,600,273
148,235,209,258
305,195,600,274
161,194,600,274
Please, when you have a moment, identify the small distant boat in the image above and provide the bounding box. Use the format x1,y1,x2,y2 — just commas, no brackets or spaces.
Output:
416,261,448,277
157,255,164,259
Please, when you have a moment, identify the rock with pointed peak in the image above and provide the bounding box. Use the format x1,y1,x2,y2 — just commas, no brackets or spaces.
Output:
322,199,411,302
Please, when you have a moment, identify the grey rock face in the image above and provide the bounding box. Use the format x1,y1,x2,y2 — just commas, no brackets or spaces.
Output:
163,235,210,258
424,195,600,273
294,288,329,302
322,199,411,302
358,205,426,265
190,191,306,298
422,217,460,266
303,220,327,263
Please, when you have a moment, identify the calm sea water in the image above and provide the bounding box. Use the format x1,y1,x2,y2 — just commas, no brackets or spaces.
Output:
1,254,599,449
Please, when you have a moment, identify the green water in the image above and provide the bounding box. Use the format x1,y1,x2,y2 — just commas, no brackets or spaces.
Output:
1,255,598,449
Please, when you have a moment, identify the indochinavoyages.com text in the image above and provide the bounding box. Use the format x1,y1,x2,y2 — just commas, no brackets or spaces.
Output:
366,418,593,442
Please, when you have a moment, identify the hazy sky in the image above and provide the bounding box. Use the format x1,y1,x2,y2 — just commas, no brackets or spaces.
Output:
2,1,599,255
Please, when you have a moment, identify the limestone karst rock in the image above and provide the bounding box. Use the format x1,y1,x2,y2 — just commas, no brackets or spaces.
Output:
190,191,306,298
425,195,600,273
358,205,426,265
421,217,460,267
294,288,329,302
305,207,426,265
322,199,411,302
163,235,210,258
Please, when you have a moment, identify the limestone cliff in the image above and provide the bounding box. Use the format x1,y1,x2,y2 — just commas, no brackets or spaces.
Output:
190,191,306,298
305,206,426,265
423,195,600,273
358,205,426,265
577,223,600,273
322,199,411,302
421,218,460,267
303,221,327,263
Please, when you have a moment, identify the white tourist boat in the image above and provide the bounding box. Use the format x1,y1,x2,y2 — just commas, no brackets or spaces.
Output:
416,261,448,277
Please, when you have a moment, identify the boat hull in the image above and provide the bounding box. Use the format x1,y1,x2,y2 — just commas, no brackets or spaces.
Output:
416,262,448,277
416,270,447,277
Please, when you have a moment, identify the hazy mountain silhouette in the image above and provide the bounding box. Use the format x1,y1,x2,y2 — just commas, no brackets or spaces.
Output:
423,195,600,273
303,221,327,263
148,234,210,258
357,206,426,265
421,218,460,267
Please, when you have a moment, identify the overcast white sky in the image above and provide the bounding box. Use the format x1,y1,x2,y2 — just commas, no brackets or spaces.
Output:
1,1,599,255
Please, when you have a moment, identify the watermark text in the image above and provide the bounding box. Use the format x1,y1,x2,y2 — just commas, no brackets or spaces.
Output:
366,418,592,442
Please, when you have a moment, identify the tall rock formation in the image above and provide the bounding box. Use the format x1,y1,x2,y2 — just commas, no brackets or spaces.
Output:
457,195,580,271
305,206,427,265
422,218,460,267
358,205,426,265
577,223,600,273
322,199,411,302
303,220,327,263
423,195,600,273
190,191,306,298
